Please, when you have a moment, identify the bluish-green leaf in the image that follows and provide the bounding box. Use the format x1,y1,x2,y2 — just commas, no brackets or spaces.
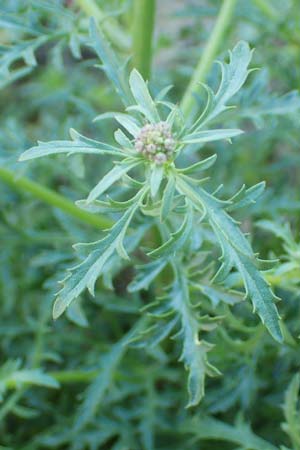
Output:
129,69,160,123
53,200,141,319
19,129,123,161
178,154,217,175
89,18,132,106
175,175,282,342
86,160,140,203
182,129,243,144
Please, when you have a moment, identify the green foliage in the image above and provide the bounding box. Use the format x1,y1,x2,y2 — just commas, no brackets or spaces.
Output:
1,0,300,449
282,374,300,450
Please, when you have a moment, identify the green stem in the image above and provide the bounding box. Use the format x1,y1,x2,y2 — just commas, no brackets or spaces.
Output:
76,0,130,51
252,0,278,20
4,370,97,389
180,0,237,118
51,369,98,384
132,0,156,79
0,167,112,229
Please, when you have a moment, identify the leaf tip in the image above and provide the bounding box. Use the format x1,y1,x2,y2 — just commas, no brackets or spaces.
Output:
52,298,64,320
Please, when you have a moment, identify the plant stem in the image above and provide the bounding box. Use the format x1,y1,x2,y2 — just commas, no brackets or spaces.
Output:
51,369,98,384
76,0,130,51
0,167,112,229
180,0,237,118
252,0,278,20
132,0,156,79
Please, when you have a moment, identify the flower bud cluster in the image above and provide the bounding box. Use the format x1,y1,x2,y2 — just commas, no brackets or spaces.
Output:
134,122,176,164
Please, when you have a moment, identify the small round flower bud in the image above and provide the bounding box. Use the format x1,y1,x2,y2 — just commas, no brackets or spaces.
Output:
134,121,176,164
146,143,156,154
135,140,144,153
154,152,167,165
164,138,175,150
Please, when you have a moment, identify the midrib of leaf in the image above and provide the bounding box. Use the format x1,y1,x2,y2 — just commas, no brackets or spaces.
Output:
175,175,282,342
53,189,146,318
171,264,216,407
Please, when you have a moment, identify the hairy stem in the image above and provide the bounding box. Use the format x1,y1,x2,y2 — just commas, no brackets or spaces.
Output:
180,0,237,118
76,0,130,51
132,0,156,79
0,167,112,229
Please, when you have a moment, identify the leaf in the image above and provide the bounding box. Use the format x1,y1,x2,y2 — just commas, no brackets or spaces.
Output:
128,259,168,292
86,160,140,203
94,112,141,137
148,208,193,258
171,267,220,407
69,32,81,59
177,154,217,175
192,41,253,130
129,69,160,123
73,320,144,431
19,128,123,161
0,66,32,89
0,36,48,78
282,373,300,449
89,19,132,106
129,264,219,407
243,91,300,119
0,14,42,35
130,316,178,349
210,41,253,119
175,175,282,342
182,129,243,144
0,360,59,401
9,369,59,389
114,128,134,149
160,174,176,222
182,415,278,450
53,199,141,319
226,182,266,212
234,68,300,125
73,341,125,431
66,298,89,328
116,113,142,137
155,84,174,101
195,284,242,306
149,165,164,198
256,220,296,248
